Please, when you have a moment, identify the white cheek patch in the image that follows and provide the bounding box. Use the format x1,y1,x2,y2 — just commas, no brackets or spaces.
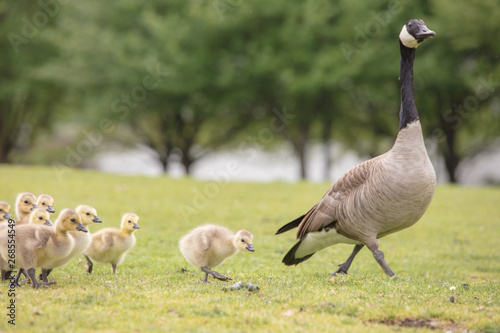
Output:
399,25,420,48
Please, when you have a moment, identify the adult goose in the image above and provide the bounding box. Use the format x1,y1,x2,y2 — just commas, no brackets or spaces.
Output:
276,19,437,277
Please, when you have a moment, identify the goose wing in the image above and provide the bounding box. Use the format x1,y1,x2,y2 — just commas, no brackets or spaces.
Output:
296,156,381,240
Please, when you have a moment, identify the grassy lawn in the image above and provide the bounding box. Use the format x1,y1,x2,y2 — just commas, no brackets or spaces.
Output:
0,165,499,332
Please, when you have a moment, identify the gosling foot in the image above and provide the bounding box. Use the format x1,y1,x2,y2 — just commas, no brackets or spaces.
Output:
201,266,232,282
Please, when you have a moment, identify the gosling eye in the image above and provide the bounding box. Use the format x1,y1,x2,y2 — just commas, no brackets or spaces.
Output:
128,220,132,223
39,216,43,220
86,212,90,216
70,218,76,222
241,239,245,243
42,202,46,205
0,209,3,212
24,200,29,204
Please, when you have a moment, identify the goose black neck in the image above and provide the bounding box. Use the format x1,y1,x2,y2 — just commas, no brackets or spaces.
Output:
398,41,418,131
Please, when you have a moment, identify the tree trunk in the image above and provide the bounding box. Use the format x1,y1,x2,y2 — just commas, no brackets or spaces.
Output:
439,107,460,183
321,116,332,181
293,122,310,180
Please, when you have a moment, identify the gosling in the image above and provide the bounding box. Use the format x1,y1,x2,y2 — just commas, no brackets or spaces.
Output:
84,213,140,274
36,194,56,214
0,208,87,289
178,224,255,283
41,205,102,280
0,201,11,224
15,192,37,225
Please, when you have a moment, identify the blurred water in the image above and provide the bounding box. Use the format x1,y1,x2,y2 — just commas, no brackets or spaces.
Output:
93,142,500,185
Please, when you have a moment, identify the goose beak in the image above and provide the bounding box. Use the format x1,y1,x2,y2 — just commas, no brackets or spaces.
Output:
133,223,140,229
3,212,11,219
245,244,255,252
31,204,37,210
76,223,88,233
416,27,435,42
44,220,53,226
47,205,55,213
93,216,102,223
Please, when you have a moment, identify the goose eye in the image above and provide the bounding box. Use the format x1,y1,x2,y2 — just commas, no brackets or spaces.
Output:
70,218,76,222
42,202,46,205
0,209,3,212
86,212,90,216
128,220,132,223
39,216,43,220
24,200,29,204
241,239,245,243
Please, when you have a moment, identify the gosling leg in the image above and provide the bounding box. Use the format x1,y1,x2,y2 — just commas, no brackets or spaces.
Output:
11,269,23,288
330,243,365,275
85,254,93,274
200,266,232,282
367,241,395,277
112,264,117,274
39,268,53,281
26,268,40,289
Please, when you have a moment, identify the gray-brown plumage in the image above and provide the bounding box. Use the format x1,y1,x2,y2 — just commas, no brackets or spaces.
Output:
179,224,255,283
0,208,87,288
276,20,437,277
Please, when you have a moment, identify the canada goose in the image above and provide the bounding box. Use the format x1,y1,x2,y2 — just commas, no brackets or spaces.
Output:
0,208,87,288
276,20,437,277
15,192,37,225
0,201,11,224
178,224,255,283
40,205,102,280
84,213,139,274
36,194,56,214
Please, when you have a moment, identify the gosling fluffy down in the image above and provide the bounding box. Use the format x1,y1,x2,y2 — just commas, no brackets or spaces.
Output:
84,212,140,274
179,224,255,282
15,192,37,225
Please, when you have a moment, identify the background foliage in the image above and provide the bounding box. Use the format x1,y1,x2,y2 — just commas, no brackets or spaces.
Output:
1,0,499,183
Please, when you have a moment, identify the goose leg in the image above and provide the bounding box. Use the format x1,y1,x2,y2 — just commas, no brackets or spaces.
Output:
112,264,117,274
39,268,53,281
85,255,93,274
10,269,23,288
39,268,56,286
367,241,395,277
330,243,365,275
202,273,209,283
26,268,40,289
2,269,12,282
200,266,232,282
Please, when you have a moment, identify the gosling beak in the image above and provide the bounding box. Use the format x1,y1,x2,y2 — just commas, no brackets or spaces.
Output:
44,220,53,226
133,223,140,229
31,204,37,210
93,216,102,223
76,223,88,233
47,205,55,214
245,244,255,252
3,212,11,219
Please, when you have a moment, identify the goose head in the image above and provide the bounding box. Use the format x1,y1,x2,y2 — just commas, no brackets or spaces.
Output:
399,19,435,48
55,208,88,233
29,207,53,226
120,213,140,233
76,205,102,226
16,192,37,217
36,194,56,214
0,201,11,221
233,230,255,252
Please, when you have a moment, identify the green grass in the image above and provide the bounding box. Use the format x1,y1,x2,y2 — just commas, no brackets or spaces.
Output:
0,165,499,332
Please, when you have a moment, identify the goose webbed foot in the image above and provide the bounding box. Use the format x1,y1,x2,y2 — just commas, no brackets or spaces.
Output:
329,243,365,276
201,266,232,282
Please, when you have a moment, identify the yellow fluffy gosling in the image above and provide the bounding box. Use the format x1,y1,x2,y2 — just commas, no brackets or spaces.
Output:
36,194,56,214
41,205,102,280
15,192,37,225
0,208,87,289
179,224,255,283
84,213,140,274
0,201,11,224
